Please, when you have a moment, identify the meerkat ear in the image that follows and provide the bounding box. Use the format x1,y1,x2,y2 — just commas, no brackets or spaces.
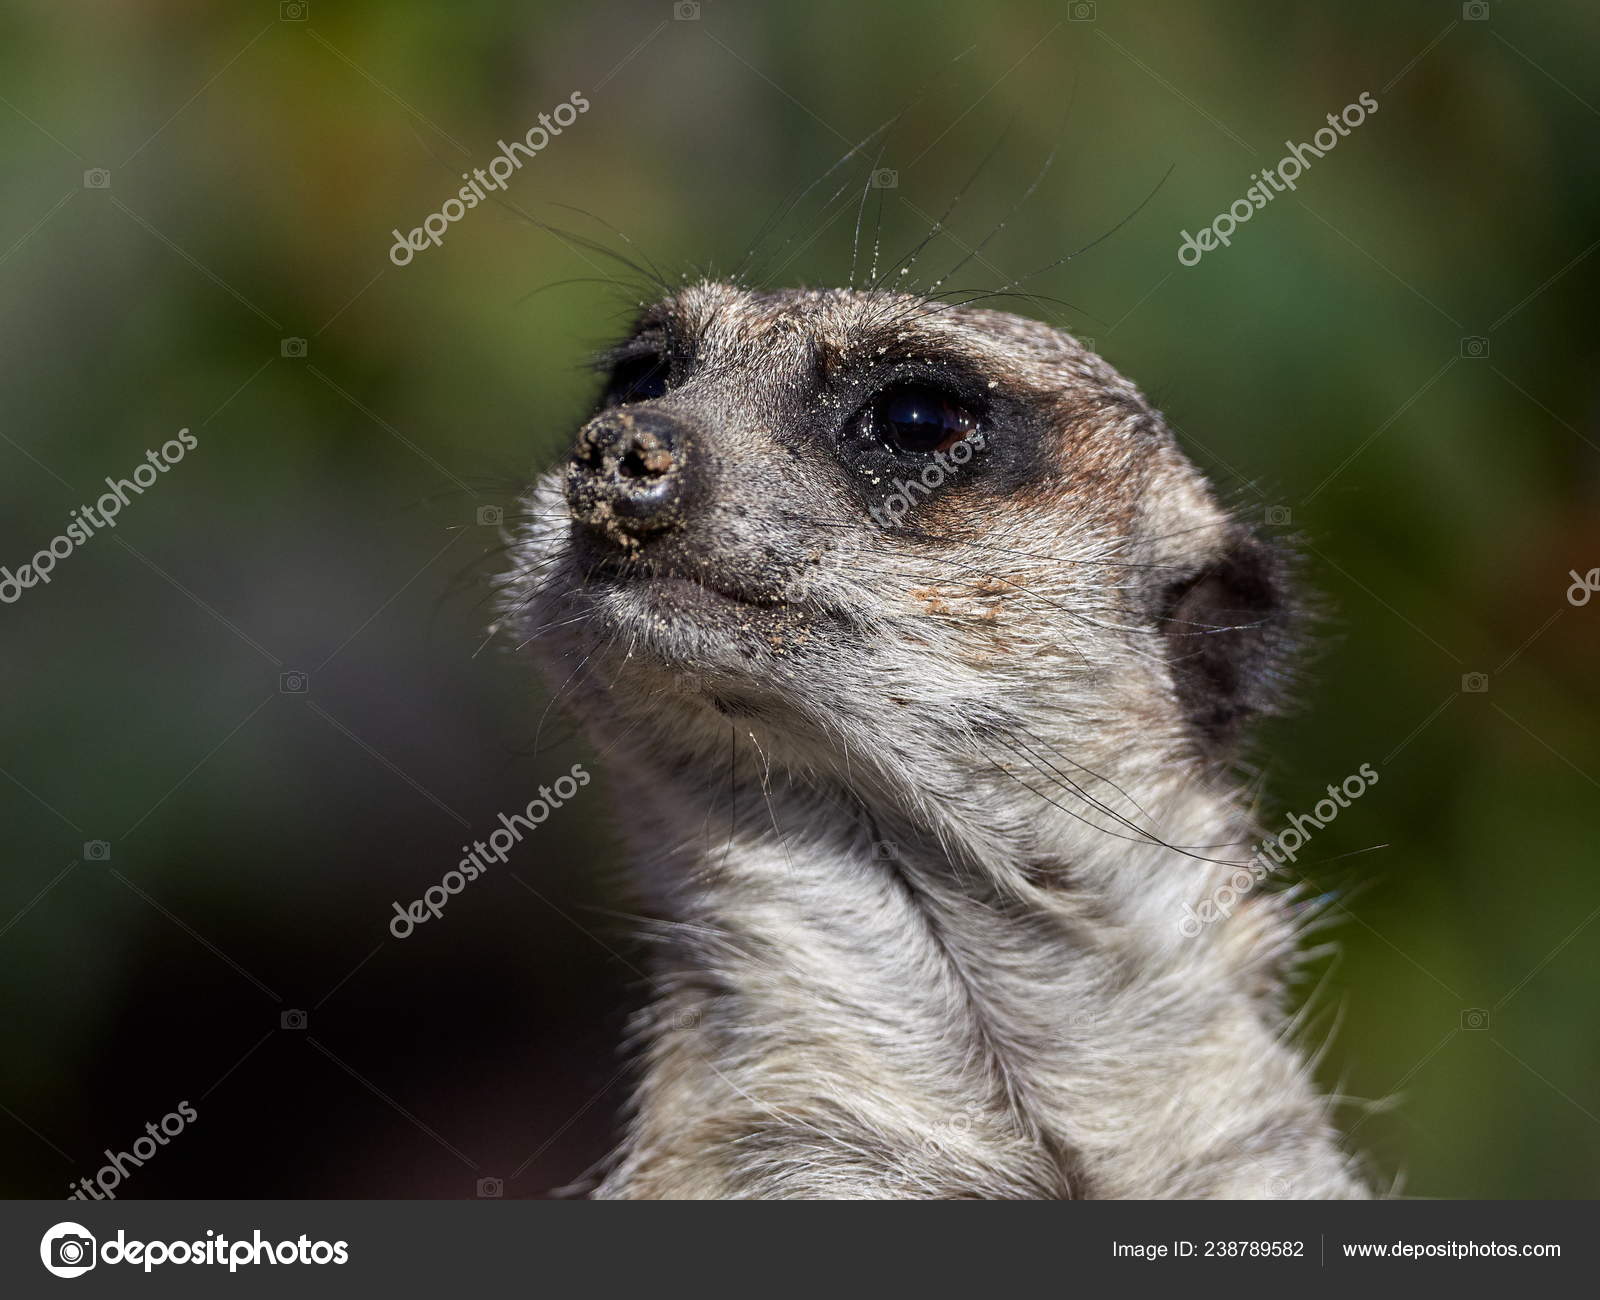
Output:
1155,529,1299,750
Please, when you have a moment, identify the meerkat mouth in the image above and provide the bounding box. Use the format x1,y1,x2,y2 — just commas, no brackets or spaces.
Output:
575,551,847,681
589,557,788,611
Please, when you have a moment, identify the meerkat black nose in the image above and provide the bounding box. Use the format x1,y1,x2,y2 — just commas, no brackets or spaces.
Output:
566,407,690,539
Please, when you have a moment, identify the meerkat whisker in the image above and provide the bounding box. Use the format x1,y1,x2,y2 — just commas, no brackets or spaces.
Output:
1006,721,1155,821
992,163,1177,302
992,737,1250,862
737,108,912,287
869,119,1016,296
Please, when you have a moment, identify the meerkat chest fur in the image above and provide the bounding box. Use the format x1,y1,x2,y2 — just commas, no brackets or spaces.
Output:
501,282,1365,1199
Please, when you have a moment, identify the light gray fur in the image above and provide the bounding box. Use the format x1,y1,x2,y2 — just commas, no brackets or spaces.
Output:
496,283,1369,1199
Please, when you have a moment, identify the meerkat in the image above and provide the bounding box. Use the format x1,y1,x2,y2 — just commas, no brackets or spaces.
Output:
497,280,1369,1199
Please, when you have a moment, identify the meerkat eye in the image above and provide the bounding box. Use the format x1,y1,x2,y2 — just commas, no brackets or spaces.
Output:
606,354,669,406
869,384,978,454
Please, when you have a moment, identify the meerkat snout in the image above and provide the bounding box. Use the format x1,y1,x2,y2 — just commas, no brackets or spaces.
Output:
566,406,694,543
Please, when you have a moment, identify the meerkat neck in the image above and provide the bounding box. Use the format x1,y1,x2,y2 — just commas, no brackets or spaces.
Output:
594,743,1363,1200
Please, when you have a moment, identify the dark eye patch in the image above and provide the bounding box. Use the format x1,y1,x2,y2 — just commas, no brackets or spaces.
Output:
592,328,675,407
604,353,669,406
825,362,1075,528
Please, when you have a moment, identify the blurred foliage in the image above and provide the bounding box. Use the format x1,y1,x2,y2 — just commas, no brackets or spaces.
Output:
1,0,1596,1197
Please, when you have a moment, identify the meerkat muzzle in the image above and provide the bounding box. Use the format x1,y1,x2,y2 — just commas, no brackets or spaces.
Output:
566,406,691,544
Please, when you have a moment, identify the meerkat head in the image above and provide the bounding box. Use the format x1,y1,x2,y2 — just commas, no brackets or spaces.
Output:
502,281,1294,828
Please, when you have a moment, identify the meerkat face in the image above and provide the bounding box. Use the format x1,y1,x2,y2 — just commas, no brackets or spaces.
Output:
506,281,1292,779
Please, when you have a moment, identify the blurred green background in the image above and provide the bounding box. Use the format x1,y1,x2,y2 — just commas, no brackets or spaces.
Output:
1,0,1596,1198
